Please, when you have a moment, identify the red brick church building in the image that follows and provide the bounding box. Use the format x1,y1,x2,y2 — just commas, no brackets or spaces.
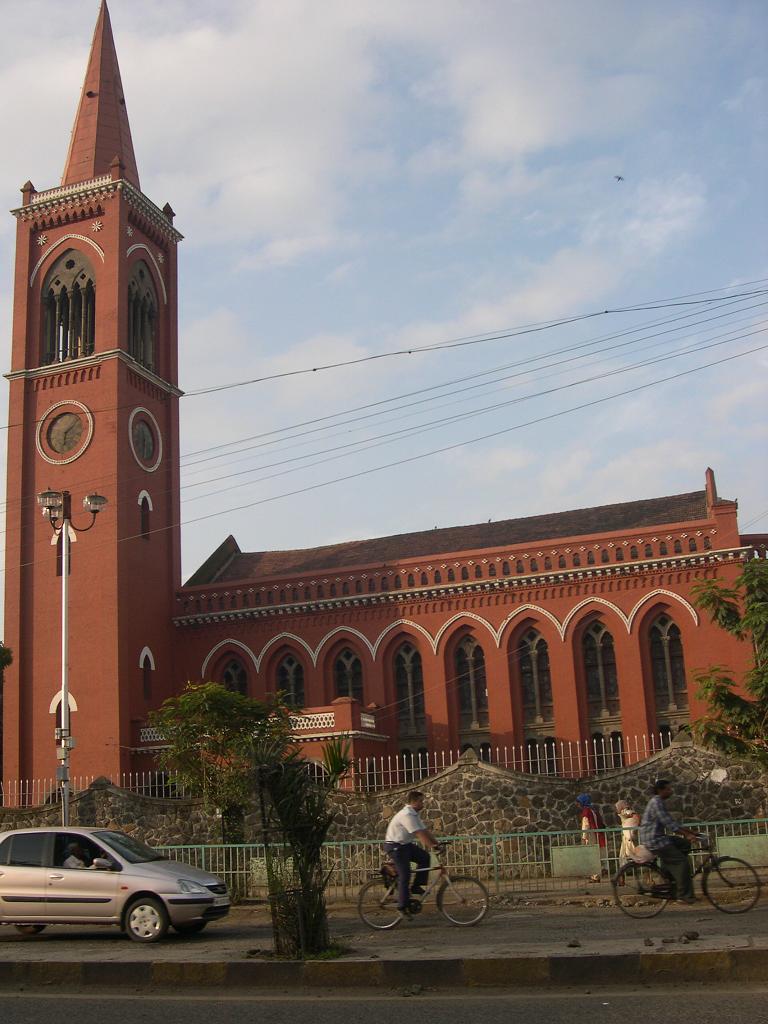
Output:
2,4,762,786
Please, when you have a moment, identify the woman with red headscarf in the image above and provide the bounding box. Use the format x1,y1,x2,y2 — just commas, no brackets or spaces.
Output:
576,793,606,881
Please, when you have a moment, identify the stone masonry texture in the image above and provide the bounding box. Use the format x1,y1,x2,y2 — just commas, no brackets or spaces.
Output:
1,741,766,845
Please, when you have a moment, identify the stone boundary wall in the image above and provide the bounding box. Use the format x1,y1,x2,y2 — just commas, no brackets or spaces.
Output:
1,740,766,846
327,738,768,842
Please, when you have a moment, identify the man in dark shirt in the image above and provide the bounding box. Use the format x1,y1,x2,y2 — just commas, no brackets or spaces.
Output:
639,778,699,902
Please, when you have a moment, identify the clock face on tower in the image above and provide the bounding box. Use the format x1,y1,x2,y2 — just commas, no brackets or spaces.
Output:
128,407,162,472
132,419,155,462
36,401,94,465
48,412,83,453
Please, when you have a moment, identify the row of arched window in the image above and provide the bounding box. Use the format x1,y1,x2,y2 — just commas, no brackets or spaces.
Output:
39,250,159,372
212,613,689,733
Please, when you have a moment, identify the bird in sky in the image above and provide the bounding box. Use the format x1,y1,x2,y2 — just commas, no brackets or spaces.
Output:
614,175,625,182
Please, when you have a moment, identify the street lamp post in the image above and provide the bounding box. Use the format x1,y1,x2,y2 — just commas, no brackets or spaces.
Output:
37,489,108,825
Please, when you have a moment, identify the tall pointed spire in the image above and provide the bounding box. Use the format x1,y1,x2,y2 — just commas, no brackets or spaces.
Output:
62,1,140,188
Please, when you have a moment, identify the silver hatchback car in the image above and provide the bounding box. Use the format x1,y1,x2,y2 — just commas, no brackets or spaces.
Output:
0,827,230,942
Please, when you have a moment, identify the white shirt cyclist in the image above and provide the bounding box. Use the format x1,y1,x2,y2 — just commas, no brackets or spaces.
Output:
385,804,427,844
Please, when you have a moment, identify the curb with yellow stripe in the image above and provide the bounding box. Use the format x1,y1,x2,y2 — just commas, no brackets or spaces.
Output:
1,949,767,989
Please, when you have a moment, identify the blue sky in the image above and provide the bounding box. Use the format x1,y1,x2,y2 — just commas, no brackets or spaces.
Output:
0,0,766,618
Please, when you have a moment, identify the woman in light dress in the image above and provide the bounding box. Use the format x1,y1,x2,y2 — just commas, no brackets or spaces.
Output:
615,799,640,864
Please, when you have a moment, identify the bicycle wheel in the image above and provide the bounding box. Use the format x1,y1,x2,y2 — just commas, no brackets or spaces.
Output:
612,861,671,919
702,856,761,914
437,876,488,925
357,877,403,929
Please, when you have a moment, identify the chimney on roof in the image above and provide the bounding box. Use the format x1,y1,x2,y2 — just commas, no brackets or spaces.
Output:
705,467,718,512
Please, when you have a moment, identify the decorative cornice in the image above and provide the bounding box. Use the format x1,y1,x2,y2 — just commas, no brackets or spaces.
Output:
14,174,113,211
5,348,184,397
11,177,183,244
121,180,184,243
172,547,751,628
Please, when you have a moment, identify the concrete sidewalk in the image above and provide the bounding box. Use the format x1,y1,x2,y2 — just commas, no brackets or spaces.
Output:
2,899,768,989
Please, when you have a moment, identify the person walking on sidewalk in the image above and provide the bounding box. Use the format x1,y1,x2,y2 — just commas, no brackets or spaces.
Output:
615,799,641,866
639,778,699,903
576,793,606,881
384,790,441,914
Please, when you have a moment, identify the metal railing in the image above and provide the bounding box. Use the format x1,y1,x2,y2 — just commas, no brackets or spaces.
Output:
158,816,768,902
0,771,188,808
1,733,677,806
353,732,677,790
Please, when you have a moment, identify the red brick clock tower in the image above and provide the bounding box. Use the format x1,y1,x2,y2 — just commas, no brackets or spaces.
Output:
3,1,182,783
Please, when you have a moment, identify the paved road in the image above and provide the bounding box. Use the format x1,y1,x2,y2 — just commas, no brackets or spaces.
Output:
3,990,768,1023
3,900,768,961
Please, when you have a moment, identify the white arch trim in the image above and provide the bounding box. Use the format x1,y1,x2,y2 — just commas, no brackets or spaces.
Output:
626,590,699,632
49,692,79,714
433,612,498,652
313,626,376,662
30,234,106,286
256,633,318,669
371,620,438,658
561,597,630,638
126,243,168,304
201,638,259,679
139,646,156,670
137,489,154,511
497,605,566,643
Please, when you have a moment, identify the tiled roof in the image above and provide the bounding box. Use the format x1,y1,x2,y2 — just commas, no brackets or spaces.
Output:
202,489,710,584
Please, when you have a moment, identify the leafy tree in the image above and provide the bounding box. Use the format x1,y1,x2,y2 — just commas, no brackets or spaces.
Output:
149,682,280,841
255,734,351,957
691,558,768,764
151,682,351,954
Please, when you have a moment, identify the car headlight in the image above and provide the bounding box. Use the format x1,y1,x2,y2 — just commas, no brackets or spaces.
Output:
177,878,209,894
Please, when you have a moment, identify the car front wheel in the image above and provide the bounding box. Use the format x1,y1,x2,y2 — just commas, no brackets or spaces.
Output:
125,897,169,943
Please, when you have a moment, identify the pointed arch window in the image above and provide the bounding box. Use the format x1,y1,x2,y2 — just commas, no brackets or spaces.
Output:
650,615,688,715
221,657,248,696
277,654,305,708
582,621,620,718
455,636,488,729
127,260,158,372
518,630,554,724
394,642,425,735
138,491,152,540
42,251,96,364
334,648,363,702
141,651,154,701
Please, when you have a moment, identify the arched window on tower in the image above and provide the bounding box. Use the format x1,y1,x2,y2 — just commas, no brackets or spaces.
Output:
334,648,363,702
127,260,158,373
650,615,689,721
277,654,305,708
394,642,425,736
41,250,96,364
582,622,620,720
518,630,554,724
138,491,152,540
221,656,248,696
455,636,489,729
140,650,154,701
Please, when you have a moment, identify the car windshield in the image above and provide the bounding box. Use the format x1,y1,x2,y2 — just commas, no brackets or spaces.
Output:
93,830,167,864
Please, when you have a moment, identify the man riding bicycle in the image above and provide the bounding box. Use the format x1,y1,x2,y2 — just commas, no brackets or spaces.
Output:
639,778,699,903
384,789,441,914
